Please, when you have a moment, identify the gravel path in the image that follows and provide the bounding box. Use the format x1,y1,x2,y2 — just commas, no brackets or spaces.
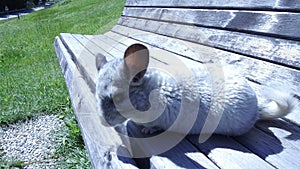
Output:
0,114,66,168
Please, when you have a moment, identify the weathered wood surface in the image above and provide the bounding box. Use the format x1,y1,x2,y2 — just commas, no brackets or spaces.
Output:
109,26,300,96
54,36,138,169
68,33,226,169
122,7,300,40
108,27,300,125
188,135,275,169
54,0,300,168
55,33,225,168
96,32,300,168
118,17,300,70
126,121,220,169
125,0,300,11
236,121,300,169
55,31,300,168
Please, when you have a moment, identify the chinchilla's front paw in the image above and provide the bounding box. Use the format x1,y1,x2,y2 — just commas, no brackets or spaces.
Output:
141,127,162,134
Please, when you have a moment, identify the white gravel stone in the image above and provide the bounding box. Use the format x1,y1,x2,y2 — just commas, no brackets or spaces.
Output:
0,114,66,168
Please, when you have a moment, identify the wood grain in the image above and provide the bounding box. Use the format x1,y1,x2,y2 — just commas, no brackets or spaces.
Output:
123,7,300,40
256,119,300,149
118,17,300,70
125,0,300,12
188,135,274,169
54,35,138,169
235,126,300,169
126,122,219,169
110,26,300,95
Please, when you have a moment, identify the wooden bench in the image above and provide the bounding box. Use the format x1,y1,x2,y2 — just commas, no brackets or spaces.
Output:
54,0,300,168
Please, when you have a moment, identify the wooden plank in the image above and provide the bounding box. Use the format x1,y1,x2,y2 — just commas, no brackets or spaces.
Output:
54,36,138,169
235,126,300,169
256,119,300,148
59,33,97,93
59,33,124,89
84,34,127,59
123,7,300,40
118,17,300,70
73,34,117,61
67,33,124,76
285,111,300,126
99,33,128,54
187,135,275,169
110,26,300,95
150,142,220,169
125,0,300,11
125,122,219,169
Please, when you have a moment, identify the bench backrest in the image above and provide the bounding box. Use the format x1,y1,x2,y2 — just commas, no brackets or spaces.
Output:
112,0,300,102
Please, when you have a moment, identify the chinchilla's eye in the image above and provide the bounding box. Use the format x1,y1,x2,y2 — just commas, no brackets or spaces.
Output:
112,93,125,104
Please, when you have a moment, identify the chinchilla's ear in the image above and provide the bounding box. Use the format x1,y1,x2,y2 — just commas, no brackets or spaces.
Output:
124,43,149,83
96,53,108,71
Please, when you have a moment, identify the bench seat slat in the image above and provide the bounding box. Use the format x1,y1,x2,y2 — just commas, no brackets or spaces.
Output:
54,35,138,169
85,35,124,60
125,0,300,12
118,17,300,70
73,34,117,61
110,26,300,95
235,126,300,169
59,33,98,92
74,34,120,60
150,141,219,169
256,119,300,149
125,122,219,169
123,7,300,40
187,135,275,169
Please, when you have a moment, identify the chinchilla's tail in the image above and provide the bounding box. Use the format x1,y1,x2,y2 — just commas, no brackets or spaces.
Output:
259,84,299,120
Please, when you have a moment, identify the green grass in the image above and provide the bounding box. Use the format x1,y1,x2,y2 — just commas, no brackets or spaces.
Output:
0,0,124,124
0,0,125,167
